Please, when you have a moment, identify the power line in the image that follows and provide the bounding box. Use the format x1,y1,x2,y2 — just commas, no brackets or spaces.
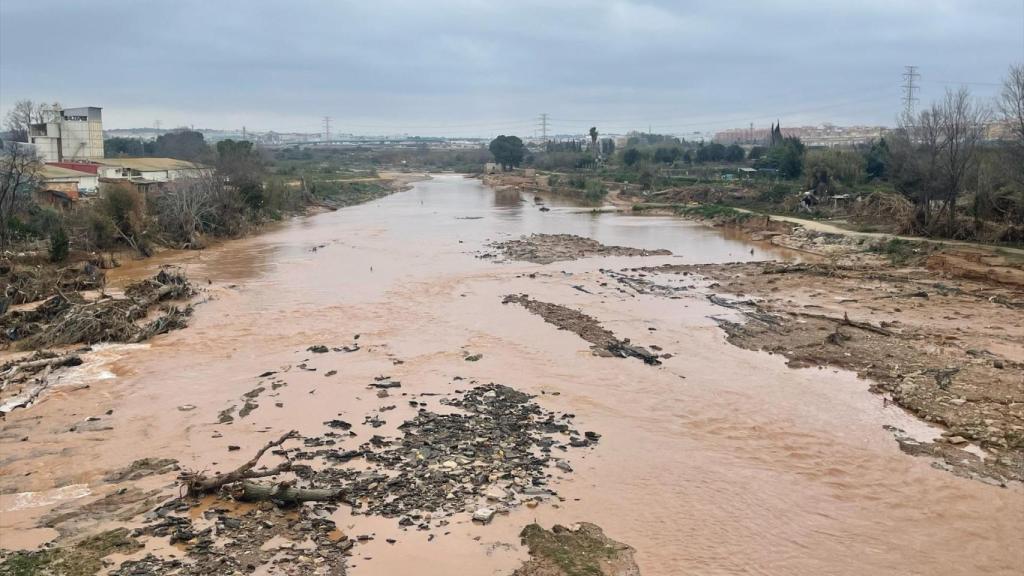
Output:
537,113,549,140
902,65,920,118
322,116,331,142
927,79,1001,87
548,91,895,133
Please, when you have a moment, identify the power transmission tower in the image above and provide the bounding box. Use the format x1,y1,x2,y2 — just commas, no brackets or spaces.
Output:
322,116,332,143
902,65,920,119
537,113,549,140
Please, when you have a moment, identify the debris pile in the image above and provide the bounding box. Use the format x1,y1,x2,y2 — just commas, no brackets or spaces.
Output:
487,234,671,264
302,383,597,525
0,260,105,309
2,268,194,350
111,501,349,576
1,381,601,574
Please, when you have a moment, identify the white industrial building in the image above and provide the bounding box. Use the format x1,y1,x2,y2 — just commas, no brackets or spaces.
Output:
96,158,210,182
29,106,104,162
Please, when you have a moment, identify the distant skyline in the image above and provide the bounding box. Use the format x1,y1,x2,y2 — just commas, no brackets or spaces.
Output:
2,0,1022,137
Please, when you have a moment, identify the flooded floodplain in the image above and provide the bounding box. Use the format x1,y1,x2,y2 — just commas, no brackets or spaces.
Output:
2,175,1021,575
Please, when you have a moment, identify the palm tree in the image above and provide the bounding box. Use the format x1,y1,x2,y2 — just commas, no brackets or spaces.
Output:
589,127,599,158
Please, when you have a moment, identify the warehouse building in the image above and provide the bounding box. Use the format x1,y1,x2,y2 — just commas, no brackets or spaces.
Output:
29,106,104,162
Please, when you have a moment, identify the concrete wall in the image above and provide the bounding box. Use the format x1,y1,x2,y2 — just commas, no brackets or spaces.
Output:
30,135,61,162
97,165,127,179
60,107,103,160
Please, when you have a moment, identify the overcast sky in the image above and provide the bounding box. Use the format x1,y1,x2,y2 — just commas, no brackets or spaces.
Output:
1,0,1021,137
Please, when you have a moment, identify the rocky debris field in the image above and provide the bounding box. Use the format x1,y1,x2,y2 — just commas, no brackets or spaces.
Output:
502,294,665,365
484,234,671,265
297,381,598,523
617,261,1024,485
111,499,349,576
0,378,601,575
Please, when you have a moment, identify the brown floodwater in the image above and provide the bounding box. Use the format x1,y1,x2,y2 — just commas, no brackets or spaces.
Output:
1,174,1021,574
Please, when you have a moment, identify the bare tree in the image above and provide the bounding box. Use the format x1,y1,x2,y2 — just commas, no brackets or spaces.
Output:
3,100,45,143
152,173,220,247
999,64,1024,146
935,87,991,228
895,105,943,226
898,88,991,232
998,64,1024,190
0,142,41,248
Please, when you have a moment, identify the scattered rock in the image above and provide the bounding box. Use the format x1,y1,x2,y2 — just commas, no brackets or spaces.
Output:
472,508,496,524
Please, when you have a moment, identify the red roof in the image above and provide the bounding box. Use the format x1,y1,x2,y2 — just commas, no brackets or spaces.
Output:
47,161,100,174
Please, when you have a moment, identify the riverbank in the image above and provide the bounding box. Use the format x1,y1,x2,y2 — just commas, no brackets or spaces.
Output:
1,174,1020,575
1,172,428,339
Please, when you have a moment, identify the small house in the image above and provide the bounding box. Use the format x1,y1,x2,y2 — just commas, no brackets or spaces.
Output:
39,164,99,196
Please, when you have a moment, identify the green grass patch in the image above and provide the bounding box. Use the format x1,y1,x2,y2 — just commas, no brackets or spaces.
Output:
519,524,619,576
677,203,752,221
869,238,921,265
309,180,393,207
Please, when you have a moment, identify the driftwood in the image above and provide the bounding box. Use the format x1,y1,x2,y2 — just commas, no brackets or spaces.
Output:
183,430,297,495
1,354,84,413
235,481,342,504
707,294,757,310
789,311,894,336
1,381,49,413
841,312,894,336
0,353,82,388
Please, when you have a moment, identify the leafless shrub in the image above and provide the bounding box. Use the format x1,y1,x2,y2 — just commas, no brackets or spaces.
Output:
152,174,220,247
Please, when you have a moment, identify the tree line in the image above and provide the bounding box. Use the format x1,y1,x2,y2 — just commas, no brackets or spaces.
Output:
486,64,1023,241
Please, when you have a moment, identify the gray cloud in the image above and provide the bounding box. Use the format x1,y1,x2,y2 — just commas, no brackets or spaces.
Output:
1,0,1020,136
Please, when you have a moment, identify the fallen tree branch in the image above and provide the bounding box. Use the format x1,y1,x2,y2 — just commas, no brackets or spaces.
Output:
234,481,343,504
182,430,297,496
795,311,895,336
0,353,82,388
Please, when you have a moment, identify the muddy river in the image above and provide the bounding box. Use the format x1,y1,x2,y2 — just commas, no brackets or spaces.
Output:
2,174,1021,575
